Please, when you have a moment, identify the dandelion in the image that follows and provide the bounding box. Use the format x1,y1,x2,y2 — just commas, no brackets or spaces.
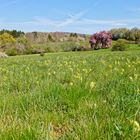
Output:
48,72,51,76
74,73,82,81
36,81,39,85
70,82,73,86
130,120,140,131
94,103,97,108
90,82,96,89
128,65,131,68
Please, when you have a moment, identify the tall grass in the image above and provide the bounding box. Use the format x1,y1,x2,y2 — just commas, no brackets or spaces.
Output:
0,50,140,139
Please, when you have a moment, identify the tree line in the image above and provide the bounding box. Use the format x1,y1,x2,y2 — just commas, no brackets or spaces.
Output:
0,29,24,38
109,28,140,42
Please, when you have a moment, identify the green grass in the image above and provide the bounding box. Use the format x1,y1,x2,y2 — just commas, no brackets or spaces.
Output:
0,49,140,139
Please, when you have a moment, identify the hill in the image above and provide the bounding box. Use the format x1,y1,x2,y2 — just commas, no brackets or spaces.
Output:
25,32,89,43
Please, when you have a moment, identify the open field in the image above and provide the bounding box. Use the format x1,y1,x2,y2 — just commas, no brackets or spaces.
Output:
0,49,140,139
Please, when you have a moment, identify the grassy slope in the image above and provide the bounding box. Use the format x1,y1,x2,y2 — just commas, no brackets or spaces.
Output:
0,48,140,139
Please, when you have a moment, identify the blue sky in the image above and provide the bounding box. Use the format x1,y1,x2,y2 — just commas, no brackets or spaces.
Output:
0,0,140,33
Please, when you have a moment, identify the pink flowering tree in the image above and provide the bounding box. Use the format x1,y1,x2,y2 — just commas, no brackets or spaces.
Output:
89,31,112,50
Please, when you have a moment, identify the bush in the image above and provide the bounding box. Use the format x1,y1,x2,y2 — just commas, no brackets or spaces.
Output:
44,46,56,53
40,52,45,56
0,33,16,48
6,47,18,56
32,48,44,54
90,31,112,50
112,39,128,51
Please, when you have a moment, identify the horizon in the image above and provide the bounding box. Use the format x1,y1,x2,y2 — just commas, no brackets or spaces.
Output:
0,0,140,34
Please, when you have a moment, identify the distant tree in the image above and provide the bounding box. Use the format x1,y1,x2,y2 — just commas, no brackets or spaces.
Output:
110,28,129,40
89,31,112,50
70,33,78,38
110,28,140,42
48,34,54,42
17,35,28,45
0,29,24,38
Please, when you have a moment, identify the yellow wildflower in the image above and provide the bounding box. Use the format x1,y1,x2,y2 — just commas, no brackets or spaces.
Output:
130,120,140,131
70,82,73,86
90,82,96,89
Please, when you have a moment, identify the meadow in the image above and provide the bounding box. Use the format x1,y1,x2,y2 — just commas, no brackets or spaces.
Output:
0,49,140,139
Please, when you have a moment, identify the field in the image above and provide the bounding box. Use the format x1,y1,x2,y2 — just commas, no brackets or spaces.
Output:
0,49,140,139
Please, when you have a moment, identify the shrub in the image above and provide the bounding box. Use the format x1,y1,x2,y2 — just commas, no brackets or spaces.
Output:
0,29,24,38
44,46,56,53
112,39,128,51
62,42,79,52
72,46,89,51
32,48,44,54
40,52,45,56
0,33,16,48
6,47,18,56
90,31,112,50
17,35,28,45
48,34,55,42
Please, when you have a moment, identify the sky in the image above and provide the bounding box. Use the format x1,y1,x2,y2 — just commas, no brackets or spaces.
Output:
0,0,140,34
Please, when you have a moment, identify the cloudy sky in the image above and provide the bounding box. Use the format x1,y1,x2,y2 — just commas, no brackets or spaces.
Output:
0,0,140,33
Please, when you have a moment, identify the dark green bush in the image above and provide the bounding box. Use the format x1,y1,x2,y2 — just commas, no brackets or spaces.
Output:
40,52,45,56
32,48,44,54
112,39,128,51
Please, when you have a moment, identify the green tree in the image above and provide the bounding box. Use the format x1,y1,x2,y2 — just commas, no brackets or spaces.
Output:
17,35,28,45
48,34,54,42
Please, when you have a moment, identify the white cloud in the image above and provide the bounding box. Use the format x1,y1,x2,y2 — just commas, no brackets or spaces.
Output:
18,17,139,28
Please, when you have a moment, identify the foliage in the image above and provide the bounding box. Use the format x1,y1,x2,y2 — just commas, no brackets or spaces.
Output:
40,52,45,56
0,29,24,38
70,33,78,38
112,39,128,51
48,34,55,42
17,35,28,45
110,28,140,42
0,33,16,48
5,47,18,56
90,31,112,50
